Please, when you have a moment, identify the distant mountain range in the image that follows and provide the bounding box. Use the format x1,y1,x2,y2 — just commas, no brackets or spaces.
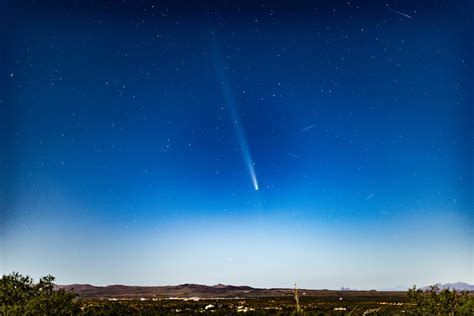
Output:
56,282,473,299
421,282,474,291
56,283,288,299
382,282,474,292
57,283,269,299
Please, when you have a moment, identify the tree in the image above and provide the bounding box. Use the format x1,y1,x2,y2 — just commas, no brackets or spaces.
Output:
1,272,80,315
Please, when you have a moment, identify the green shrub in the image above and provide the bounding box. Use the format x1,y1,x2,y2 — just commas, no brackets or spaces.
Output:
1,272,80,315
407,284,473,315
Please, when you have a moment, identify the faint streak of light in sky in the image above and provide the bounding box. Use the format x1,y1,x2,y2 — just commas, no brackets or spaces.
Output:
210,37,259,191
301,123,317,132
287,153,301,158
388,8,413,19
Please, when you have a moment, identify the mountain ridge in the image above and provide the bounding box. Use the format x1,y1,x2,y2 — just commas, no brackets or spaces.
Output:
55,282,473,299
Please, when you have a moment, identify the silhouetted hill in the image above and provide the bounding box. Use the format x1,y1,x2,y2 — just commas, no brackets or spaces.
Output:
56,282,473,299
421,282,474,291
56,283,407,299
56,283,264,298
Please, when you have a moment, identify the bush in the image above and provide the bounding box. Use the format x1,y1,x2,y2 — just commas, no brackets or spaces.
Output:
0,272,80,315
407,284,474,315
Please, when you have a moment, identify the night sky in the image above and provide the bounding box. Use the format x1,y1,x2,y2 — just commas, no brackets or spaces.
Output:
1,1,473,289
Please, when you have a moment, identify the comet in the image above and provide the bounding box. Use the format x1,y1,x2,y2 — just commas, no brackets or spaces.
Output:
210,37,259,191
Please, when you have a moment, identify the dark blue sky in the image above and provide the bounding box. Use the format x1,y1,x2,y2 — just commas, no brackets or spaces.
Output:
1,1,472,289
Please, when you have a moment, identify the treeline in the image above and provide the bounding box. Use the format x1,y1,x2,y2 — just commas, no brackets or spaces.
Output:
1,272,473,315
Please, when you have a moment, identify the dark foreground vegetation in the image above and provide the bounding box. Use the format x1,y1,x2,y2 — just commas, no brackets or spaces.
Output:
1,272,473,315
